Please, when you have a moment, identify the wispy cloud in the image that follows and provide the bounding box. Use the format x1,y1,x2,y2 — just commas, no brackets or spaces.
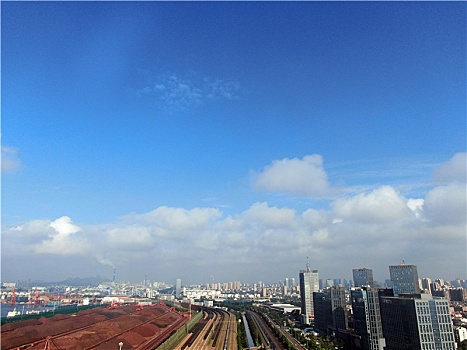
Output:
2,145,21,172
137,72,240,109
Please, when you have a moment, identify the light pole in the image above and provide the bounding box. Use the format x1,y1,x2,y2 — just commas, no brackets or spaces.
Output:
118,341,123,350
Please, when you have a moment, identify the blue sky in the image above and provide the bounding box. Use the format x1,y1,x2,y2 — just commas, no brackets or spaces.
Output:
2,2,466,285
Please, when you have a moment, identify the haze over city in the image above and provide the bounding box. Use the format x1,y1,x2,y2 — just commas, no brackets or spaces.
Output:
2,2,465,285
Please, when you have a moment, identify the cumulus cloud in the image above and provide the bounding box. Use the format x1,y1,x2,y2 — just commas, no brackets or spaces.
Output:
254,154,340,198
2,145,21,172
6,216,90,255
302,208,331,230
331,186,413,224
121,206,222,240
423,182,466,225
137,73,240,109
407,198,424,219
421,154,467,225
49,216,81,236
106,226,154,249
433,152,466,184
243,202,297,229
2,152,465,283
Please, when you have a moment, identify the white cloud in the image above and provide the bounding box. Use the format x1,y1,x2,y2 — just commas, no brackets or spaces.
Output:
407,198,424,218
106,226,154,249
423,182,466,225
254,154,340,198
30,217,90,255
302,208,331,230
49,216,81,236
2,152,466,283
2,145,21,172
122,206,222,240
243,202,297,229
433,152,466,184
331,186,412,224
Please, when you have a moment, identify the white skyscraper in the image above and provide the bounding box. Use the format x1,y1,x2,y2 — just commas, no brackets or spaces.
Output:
299,261,319,324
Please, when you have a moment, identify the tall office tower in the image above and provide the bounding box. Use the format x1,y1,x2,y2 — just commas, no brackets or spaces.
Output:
380,294,456,350
175,278,182,298
326,279,334,288
299,261,319,324
421,278,432,294
285,277,290,289
313,286,348,336
291,278,296,287
329,286,348,331
313,291,327,334
389,263,420,296
351,287,386,350
353,268,374,287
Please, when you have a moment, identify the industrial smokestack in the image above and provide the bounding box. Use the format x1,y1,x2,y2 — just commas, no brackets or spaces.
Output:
113,268,116,284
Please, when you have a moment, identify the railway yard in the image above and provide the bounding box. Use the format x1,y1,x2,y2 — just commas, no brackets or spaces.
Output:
175,307,237,350
1,303,241,350
1,301,300,350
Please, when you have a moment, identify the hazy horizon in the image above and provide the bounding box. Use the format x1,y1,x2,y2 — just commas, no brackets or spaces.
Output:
2,2,465,285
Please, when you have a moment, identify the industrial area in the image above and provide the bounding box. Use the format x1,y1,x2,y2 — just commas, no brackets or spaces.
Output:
1,296,244,350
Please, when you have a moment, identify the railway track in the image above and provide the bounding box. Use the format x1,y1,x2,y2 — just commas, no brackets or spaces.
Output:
246,310,286,350
176,307,237,350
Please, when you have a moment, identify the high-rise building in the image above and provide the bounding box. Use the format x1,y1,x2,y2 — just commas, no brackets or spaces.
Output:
380,293,456,350
351,287,386,350
421,278,432,294
353,268,374,287
175,278,182,298
299,261,319,324
333,278,344,287
389,263,420,296
313,286,348,336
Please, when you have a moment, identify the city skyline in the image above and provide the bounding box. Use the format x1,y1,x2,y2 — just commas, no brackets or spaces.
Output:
2,2,466,284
